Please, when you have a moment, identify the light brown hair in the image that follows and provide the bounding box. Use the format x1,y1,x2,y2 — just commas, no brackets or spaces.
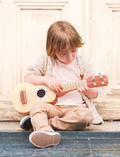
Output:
46,21,84,58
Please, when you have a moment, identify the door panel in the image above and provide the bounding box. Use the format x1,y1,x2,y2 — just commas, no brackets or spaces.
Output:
21,10,61,82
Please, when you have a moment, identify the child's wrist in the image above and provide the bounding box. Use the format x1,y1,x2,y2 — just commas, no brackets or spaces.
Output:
44,77,50,85
83,88,98,99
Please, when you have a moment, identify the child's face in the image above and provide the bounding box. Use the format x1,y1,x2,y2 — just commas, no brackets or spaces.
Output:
55,48,78,64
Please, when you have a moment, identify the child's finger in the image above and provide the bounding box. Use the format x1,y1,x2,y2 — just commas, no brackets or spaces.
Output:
84,85,88,90
77,87,82,92
53,84,62,93
56,84,63,93
81,86,85,91
58,83,63,90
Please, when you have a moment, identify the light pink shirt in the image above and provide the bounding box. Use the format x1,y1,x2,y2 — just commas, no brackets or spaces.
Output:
52,58,86,107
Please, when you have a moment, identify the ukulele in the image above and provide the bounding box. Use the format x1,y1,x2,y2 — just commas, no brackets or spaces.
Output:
12,75,108,115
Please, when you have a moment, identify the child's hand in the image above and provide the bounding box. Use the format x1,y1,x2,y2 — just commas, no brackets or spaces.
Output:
46,77,63,93
77,85,89,93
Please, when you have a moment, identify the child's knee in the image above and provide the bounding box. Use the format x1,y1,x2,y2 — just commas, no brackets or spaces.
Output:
74,108,93,122
30,102,46,117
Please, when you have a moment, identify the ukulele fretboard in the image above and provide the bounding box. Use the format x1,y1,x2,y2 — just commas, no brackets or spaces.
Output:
62,80,86,92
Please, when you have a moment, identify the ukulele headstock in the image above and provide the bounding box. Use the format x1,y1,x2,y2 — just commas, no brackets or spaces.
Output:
86,74,108,88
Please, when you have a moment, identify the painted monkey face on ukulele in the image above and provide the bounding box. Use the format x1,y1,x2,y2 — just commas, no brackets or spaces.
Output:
12,75,108,115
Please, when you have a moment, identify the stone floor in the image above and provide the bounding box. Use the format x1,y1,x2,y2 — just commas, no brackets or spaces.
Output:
0,121,120,156
0,121,120,132
0,129,120,157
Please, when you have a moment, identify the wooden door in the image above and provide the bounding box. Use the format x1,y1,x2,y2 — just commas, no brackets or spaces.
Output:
0,0,120,121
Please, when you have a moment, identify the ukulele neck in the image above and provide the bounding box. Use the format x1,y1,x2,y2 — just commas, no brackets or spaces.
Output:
62,80,86,92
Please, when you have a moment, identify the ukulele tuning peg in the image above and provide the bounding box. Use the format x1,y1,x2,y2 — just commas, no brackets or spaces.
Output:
93,82,97,86
101,81,105,89
92,76,95,81
91,73,95,81
91,73,95,80
99,72,103,79
101,82,104,85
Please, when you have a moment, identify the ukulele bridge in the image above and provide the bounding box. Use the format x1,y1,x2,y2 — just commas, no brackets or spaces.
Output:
20,90,27,104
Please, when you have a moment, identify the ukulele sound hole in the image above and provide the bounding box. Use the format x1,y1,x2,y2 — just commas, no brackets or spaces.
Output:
34,86,48,100
37,89,45,98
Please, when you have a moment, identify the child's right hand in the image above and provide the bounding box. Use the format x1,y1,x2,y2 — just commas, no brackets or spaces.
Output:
46,77,63,93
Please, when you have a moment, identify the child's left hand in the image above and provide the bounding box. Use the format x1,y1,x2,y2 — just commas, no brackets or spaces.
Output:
77,85,89,93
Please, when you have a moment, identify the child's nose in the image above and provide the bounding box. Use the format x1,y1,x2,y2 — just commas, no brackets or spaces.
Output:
67,54,72,60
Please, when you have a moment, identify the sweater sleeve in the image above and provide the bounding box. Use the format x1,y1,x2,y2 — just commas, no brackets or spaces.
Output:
24,55,47,77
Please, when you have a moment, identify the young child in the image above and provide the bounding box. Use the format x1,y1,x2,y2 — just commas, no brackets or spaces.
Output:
21,21,104,148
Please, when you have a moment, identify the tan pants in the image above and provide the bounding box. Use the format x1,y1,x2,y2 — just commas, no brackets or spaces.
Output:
30,102,94,132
